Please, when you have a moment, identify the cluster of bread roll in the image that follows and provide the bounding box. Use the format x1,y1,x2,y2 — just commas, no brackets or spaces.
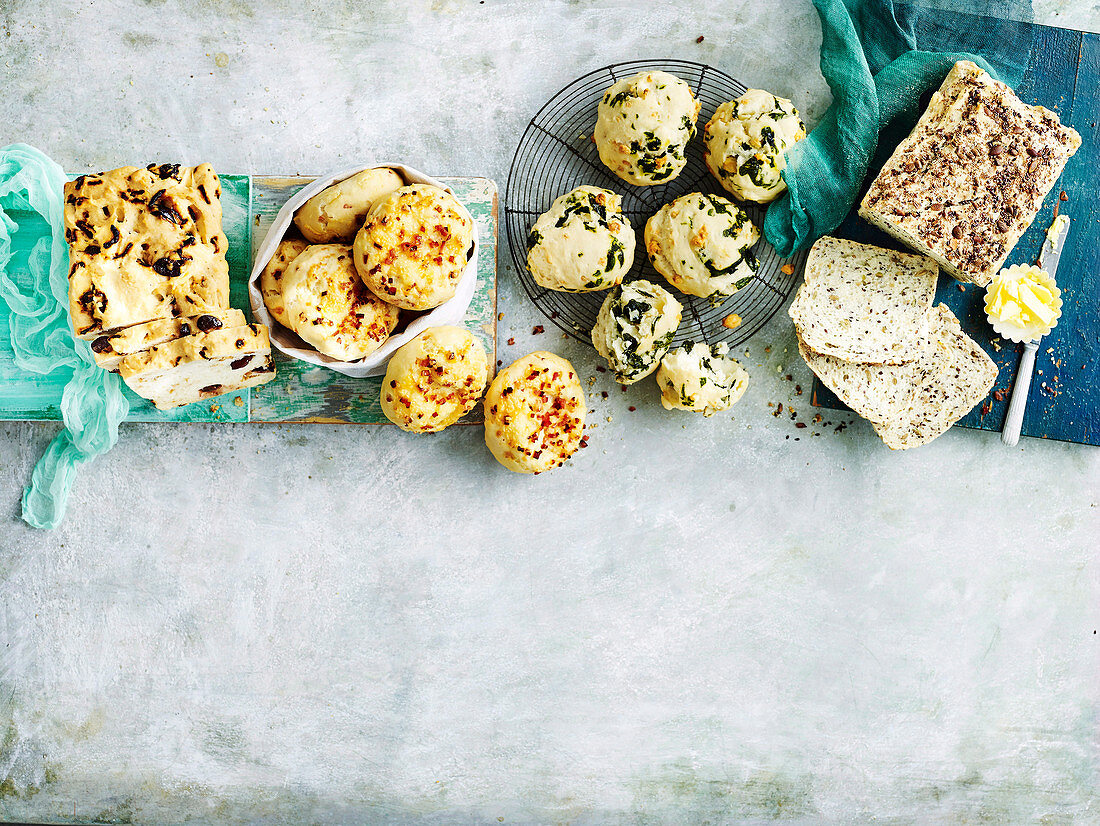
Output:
261,168,475,362
522,71,808,419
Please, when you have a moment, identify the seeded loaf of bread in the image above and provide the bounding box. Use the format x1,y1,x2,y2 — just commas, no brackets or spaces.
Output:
788,236,939,365
118,323,275,409
89,308,245,372
859,61,1081,287
65,163,231,339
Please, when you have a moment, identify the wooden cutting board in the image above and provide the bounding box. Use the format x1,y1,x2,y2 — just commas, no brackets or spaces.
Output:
0,175,498,424
811,23,1100,447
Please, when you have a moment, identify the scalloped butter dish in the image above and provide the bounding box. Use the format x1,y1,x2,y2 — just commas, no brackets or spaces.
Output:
984,263,1062,343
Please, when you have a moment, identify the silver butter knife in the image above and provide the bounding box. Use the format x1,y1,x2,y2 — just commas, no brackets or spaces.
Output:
1000,219,1068,446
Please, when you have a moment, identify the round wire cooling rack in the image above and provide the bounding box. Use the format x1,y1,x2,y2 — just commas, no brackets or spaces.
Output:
505,58,807,349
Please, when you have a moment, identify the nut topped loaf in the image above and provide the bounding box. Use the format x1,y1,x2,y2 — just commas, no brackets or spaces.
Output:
859,60,1080,287
65,163,230,339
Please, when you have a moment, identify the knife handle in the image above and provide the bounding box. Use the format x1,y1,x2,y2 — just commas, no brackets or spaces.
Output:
1001,342,1038,447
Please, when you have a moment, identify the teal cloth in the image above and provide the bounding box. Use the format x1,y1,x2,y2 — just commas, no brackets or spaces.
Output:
0,144,130,529
765,0,1034,257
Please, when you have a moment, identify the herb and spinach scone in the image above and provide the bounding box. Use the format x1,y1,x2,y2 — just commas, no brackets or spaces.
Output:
594,70,701,185
704,89,806,203
591,280,682,384
526,186,635,292
644,192,760,299
281,244,399,361
353,184,475,311
484,352,586,474
381,326,489,433
656,341,749,417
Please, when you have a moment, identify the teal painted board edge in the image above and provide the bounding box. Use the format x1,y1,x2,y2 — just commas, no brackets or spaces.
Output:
811,21,1100,447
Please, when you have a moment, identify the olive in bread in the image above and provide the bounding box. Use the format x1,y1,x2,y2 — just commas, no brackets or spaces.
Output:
483,351,586,474
380,326,489,433
353,185,474,311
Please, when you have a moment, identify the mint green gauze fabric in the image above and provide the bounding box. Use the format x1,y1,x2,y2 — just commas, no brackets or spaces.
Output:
0,144,130,529
765,0,1034,257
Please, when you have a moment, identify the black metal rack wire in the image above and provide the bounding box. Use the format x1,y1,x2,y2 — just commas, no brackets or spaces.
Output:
505,58,807,349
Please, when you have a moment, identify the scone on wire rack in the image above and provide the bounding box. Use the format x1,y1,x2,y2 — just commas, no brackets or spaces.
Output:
526,186,635,293
484,351,586,474
380,326,489,433
353,184,475,311
280,243,400,361
594,70,700,186
591,279,682,384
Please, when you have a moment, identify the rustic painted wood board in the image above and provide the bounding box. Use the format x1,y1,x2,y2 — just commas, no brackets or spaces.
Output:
811,22,1100,447
247,176,498,424
0,174,497,424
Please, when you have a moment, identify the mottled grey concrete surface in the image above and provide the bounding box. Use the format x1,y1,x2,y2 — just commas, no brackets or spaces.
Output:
1,1,1098,823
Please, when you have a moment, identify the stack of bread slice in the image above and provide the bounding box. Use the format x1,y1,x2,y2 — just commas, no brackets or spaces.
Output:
65,163,275,409
790,236,998,449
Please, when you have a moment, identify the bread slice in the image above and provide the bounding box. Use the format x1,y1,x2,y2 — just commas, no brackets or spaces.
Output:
870,306,998,449
859,61,1081,287
788,236,939,365
119,323,275,410
89,308,245,372
797,306,956,427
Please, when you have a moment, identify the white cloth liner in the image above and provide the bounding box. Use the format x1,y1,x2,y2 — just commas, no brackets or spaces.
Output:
247,163,479,378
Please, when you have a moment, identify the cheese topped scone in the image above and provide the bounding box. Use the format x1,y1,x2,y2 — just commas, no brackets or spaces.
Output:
65,163,230,339
294,167,405,243
353,184,474,311
89,307,245,372
281,244,399,361
644,192,760,299
595,70,700,185
592,279,682,384
704,90,806,203
118,323,275,410
260,237,309,325
381,326,489,433
859,60,1081,287
484,352,586,474
656,341,749,417
526,186,636,292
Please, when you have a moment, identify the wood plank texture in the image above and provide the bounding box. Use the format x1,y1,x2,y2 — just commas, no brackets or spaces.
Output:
811,21,1100,446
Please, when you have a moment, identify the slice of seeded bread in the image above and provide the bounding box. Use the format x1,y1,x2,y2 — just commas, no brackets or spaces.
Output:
118,323,275,410
870,306,998,449
788,236,940,365
796,305,956,428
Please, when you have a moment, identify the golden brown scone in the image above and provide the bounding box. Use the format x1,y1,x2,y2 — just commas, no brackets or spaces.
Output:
353,184,475,311
380,326,489,433
293,167,405,243
260,238,309,324
65,163,230,339
483,351,586,474
281,244,399,361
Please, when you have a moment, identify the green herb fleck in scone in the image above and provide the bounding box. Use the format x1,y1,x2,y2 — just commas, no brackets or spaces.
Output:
656,341,749,416
704,89,806,203
645,192,760,299
591,279,683,384
595,70,701,186
526,186,636,292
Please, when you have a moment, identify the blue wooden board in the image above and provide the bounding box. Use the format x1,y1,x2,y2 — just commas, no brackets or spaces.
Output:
811,22,1100,447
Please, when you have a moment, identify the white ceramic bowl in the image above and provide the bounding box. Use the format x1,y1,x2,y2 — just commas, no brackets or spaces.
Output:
247,163,479,378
